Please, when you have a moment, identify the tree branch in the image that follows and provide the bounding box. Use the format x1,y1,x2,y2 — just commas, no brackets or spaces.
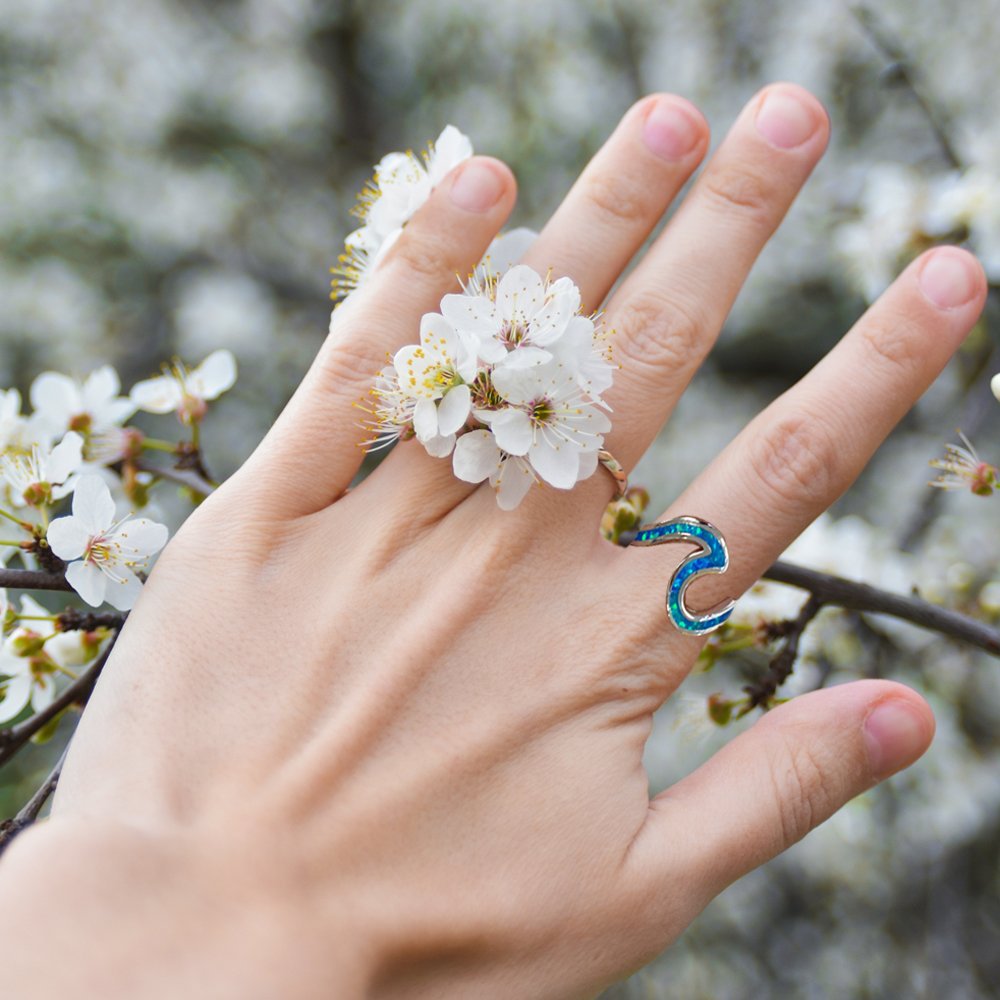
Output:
0,743,69,855
0,638,117,768
850,3,963,169
763,560,1000,657
743,593,824,710
135,461,216,497
0,568,73,592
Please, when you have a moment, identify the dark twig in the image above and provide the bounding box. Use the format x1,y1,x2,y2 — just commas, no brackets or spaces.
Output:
0,567,73,592
763,560,1000,657
0,639,116,767
851,4,963,170
135,461,216,496
0,743,70,855
743,594,824,710
56,609,127,632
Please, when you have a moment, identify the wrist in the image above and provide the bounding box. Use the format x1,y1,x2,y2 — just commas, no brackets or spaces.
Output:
0,817,376,999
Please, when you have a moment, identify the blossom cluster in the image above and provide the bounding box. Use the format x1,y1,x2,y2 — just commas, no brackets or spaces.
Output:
836,159,1000,302
364,264,615,508
0,350,236,724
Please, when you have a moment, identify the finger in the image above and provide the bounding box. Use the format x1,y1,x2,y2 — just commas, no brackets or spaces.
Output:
237,156,516,517
618,246,986,666
521,93,709,312
578,83,829,503
360,95,711,522
627,681,933,907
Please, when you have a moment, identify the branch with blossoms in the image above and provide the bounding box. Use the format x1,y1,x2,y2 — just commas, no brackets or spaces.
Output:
0,350,237,836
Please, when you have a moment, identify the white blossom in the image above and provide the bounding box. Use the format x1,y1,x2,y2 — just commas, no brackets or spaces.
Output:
0,430,84,507
0,596,59,724
130,349,237,421
29,364,135,440
488,362,610,489
332,125,473,299
452,429,536,510
924,167,1000,280
46,474,168,611
0,389,29,451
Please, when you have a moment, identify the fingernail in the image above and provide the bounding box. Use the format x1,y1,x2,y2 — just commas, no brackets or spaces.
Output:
863,701,929,780
643,99,700,161
918,249,979,309
755,89,820,149
449,160,505,213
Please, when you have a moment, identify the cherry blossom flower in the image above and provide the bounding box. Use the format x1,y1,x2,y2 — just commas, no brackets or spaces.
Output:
332,125,473,300
0,389,28,451
393,313,478,456
130,349,237,423
29,364,135,440
0,596,59,724
46,474,169,611
488,363,610,489
930,432,996,495
0,430,84,507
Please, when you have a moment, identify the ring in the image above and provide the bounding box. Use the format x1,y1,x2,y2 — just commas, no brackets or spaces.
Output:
628,516,734,636
598,449,628,497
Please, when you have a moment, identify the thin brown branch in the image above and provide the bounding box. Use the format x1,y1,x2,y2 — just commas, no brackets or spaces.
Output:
0,743,70,855
0,638,117,768
851,4,963,169
763,560,1000,657
135,461,216,496
0,567,73,592
743,593,824,710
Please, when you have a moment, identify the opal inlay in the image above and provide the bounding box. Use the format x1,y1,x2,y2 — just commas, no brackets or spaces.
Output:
629,516,733,636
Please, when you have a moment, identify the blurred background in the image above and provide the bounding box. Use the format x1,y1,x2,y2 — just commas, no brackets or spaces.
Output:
2,0,999,995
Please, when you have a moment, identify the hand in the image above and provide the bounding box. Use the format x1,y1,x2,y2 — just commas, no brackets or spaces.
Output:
1,83,985,999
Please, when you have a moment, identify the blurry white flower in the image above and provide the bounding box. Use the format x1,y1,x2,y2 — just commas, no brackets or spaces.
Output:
130,349,237,423
0,430,83,507
46,474,168,611
472,227,538,285
924,168,1000,279
835,165,926,302
0,596,59,724
990,372,1000,404
29,365,134,440
0,389,28,451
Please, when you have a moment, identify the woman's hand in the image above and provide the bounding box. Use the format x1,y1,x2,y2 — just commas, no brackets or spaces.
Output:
1,84,986,999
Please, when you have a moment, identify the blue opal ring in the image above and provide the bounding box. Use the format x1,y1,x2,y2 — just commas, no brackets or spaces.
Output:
628,516,734,636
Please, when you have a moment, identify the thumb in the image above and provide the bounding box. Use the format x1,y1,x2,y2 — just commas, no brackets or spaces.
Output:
638,680,934,901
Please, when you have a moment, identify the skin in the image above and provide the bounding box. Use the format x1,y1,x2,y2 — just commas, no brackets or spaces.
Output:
0,83,987,999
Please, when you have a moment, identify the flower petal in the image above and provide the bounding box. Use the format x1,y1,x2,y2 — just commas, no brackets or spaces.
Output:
452,430,501,483
529,438,580,489
496,265,545,322
43,515,89,560
65,560,108,608
131,374,182,414
113,517,169,558
488,408,533,456
46,431,84,484
70,473,116,534
29,372,78,426
440,293,497,335
422,432,456,458
0,675,32,723
478,228,537,278
436,385,471,437
412,397,439,442
103,566,144,612
30,673,56,712
190,349,237,400
82,365,121,407
493,458,535,510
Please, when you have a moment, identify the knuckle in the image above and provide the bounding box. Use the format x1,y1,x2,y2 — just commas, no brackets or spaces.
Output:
387,228,456,282
612,291,705,384
857,316,927,378
583,171,653,228
768,734,829,848
746,414,837,512
700,163,772,224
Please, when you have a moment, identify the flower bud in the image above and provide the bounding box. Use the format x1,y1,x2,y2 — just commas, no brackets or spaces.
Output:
11,630,47,657
707,692,734,727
